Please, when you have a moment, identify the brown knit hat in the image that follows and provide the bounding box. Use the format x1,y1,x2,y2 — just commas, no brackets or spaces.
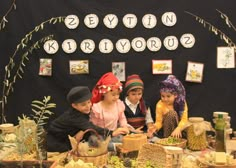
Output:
124,74,144,95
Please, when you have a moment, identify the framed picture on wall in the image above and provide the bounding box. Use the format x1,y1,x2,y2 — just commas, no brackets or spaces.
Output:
39,58,52,76
69,60,89,74
112,62,125,81
185,61,204,83
152,59,172,74
217,46,235,68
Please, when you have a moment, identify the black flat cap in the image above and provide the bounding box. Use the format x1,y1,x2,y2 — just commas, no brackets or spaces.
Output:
66,86,92,104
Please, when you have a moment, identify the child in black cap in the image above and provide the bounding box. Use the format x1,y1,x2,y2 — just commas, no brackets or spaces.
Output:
47,86,128,152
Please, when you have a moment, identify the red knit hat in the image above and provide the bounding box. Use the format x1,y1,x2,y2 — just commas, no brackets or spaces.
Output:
124,74,144,95
91,72,122,103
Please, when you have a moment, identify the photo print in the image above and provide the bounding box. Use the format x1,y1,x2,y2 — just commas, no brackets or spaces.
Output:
217,46,235,68
152,59,172,74
69,60,89,74
186,61,204,83
112,62,125,81
39,58,52,76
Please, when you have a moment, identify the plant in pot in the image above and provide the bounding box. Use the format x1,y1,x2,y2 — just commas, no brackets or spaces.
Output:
9,96,56,168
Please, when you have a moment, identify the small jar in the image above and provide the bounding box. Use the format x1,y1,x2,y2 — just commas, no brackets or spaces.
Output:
187,117,207,151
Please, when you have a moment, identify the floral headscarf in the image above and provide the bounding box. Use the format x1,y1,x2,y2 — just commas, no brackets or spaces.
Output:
91,72,122,104
160,75,186,117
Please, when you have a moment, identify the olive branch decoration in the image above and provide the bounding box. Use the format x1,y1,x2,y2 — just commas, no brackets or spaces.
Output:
31,96,56,161
216,9,236,32
0,0,16,31
31,96,56,128
0,16,65,123
185,10,236,51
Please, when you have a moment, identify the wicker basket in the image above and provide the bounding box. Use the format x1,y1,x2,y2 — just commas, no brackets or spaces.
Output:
69,129,109,167
155,138,187,149
137,143,183,168
0,160,54,168
0,123,15,134
72,152,108,167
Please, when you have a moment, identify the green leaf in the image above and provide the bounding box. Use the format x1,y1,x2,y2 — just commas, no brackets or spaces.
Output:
19,66,24,73
32,100,45,105
49,18,55,23
32,109,41,115
3,16,8,22
17,73,22,79
53,19,57,24
45,104,56,108
34,26,40,32
31,104,43,110
40,23,44,30
7,70,10,78
13,3,16,10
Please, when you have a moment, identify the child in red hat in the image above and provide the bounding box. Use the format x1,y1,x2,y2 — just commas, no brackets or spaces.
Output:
123,74,154,133
90,72,129,150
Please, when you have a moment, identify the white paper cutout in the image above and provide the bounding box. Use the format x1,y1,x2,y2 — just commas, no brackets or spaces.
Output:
180,33,195,48
103,14,118,29
64,15,79,29
62,39,77,54
80,39,95,54
131,37,146,52
99,39,114,53
84,14,99,28
123,14,137,28
163,36,178,50
162,12,177,27
43,40,59,54
116,39,131,53
142,14,157,29
147,37,162,52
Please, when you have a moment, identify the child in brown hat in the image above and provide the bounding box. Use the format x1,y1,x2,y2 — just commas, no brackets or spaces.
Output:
123,74,154,133
47,86,128,152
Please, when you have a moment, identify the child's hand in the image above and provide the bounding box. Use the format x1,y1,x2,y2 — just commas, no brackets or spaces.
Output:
171,127,182,138
132,126,144,134
112,127,129,136
147,124,156,138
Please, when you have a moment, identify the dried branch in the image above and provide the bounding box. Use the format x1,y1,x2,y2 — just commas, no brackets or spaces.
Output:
184,11,236,49
0,16,65,123
216,9,236,31
0,0,16,30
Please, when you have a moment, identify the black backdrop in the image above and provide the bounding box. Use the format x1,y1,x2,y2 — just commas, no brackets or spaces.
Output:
0,0,236,130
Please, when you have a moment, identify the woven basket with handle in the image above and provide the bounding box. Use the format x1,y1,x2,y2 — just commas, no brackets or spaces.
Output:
69,129,110,167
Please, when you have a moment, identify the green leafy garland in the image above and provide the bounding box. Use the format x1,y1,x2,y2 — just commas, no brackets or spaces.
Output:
0,16,65,123
185,9,236,49
0,0,16,31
